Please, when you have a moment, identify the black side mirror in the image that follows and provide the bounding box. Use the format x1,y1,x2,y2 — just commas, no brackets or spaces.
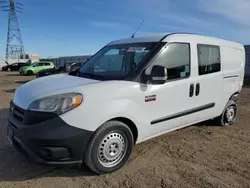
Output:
151,65,168,84
140,65,168,85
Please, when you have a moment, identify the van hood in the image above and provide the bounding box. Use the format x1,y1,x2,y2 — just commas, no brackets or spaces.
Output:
13,74,100,109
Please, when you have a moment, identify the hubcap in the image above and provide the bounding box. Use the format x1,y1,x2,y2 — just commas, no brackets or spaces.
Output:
226,106,235,122
97,132,127,168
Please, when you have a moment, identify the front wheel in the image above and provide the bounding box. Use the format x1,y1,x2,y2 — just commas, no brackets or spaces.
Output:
84,121,134,174
26,70,33,76
216,100,237,126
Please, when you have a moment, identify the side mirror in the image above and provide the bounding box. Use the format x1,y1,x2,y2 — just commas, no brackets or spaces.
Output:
151,65,168,84
140,65,167,85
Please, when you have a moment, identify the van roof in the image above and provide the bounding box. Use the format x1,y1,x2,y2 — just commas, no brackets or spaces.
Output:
108,33,171,45
108,32,243,49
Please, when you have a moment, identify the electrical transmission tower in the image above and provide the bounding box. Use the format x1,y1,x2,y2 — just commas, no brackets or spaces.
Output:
0,0,25,63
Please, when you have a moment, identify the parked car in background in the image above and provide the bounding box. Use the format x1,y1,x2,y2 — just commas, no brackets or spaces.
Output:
64,62,82,72
2,62,30,71
19,61,55,75
36,63,84,78
36,66,66,78
70,62,84,72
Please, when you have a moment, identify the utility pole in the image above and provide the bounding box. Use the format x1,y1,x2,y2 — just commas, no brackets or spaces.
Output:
0,0,25,64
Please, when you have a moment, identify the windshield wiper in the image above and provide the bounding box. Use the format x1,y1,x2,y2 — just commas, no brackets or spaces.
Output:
80,72,105,79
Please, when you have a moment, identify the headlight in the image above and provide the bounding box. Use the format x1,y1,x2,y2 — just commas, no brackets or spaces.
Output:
28,93,82,114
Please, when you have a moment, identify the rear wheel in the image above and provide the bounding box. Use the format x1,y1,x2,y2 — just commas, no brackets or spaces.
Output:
7,68,11,71
84,121,134,174
216,100,237,126
27,70,33,76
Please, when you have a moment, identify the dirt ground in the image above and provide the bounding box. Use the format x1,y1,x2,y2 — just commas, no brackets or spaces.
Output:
0,72,249,188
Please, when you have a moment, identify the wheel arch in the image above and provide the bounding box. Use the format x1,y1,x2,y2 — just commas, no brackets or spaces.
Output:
26,69,33,74
108,117,138,144
219,91,239,115
229,91,239,101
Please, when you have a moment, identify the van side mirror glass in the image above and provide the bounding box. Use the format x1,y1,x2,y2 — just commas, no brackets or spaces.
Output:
151,65,168,84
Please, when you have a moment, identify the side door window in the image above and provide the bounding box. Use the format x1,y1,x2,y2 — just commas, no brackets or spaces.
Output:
33,63,44,73
44,62,51,67
147,43,190,80
33,63,43,67
197,44,221,75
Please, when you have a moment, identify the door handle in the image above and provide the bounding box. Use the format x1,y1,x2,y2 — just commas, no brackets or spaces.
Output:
190,84,194,97
196,83,200,96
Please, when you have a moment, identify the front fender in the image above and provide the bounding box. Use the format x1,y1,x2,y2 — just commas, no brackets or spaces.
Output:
60,98,145,139
23,68,30,74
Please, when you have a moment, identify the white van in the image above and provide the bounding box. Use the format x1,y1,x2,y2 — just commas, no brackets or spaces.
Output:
7,33,245,174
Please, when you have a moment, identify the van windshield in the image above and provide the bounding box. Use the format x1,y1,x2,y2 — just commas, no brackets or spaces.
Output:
75,42,158,80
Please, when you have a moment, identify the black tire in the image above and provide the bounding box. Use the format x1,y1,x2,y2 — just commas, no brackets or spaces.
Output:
215,100,237,126
84,121,134,174
7,68,11,71
27,70,33,76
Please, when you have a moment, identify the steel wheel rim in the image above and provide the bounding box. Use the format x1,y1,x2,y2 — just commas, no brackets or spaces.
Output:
226,106,235,122
97,132,127,168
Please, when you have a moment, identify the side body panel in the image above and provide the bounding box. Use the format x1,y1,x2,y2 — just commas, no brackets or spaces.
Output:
60,80,199,143
13,33,245,145
219,46,245,113
62,36,245,144
32,66,41,74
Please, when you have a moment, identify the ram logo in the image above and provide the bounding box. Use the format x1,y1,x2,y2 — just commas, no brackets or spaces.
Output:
145,95,156,102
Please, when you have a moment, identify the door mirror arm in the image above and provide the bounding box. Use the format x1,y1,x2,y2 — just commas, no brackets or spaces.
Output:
140,70,150,84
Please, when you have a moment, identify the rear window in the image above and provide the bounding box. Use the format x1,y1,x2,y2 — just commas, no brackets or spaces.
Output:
197,44,221,75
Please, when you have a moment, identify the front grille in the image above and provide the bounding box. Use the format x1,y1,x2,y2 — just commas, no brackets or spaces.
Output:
8,120,18,129
10,101,57,125
10,101,25,123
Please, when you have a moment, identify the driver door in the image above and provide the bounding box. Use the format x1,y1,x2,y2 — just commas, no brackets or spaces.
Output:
140,43,200,138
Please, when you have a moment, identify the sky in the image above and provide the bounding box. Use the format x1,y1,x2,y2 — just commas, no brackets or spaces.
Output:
0,0,250,59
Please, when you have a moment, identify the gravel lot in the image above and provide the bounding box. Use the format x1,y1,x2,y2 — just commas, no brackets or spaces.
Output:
0,72,250,188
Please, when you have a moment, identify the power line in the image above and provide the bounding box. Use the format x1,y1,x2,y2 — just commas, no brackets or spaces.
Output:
0,0,25,63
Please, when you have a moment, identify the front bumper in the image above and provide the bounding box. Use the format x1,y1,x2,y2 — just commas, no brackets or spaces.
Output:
19,70,25,74
7,109,94,165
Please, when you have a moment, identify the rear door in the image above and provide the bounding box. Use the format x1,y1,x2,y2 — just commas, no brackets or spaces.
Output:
33,63,44,73
190,44,223,121
44,62,53,69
